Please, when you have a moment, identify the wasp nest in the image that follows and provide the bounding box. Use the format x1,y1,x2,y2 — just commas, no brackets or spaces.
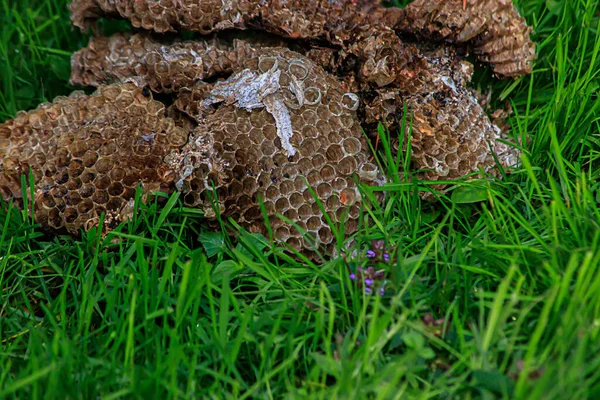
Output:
0,82,185,233
69,0,535,78
2,44,381,253
397,0,536,77
1,0,536,253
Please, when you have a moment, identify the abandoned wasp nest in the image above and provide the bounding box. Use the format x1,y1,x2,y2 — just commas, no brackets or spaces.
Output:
0,0,535,254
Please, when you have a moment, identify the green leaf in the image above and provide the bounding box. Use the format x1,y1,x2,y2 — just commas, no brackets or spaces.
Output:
211,260,243,285
403,331,424,349
472,369,514,397
199,231,227,257
451,184,489,204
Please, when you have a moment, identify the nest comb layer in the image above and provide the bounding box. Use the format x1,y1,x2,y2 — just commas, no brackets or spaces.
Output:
68,0,535,78
166,47,382,252
402,47,519,181
397,0,536,77
0,82,186,234
1,46,382,254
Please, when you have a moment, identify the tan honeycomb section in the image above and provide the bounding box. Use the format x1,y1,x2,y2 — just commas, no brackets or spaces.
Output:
168,48,382,252
2,47,383,255
68,0,535,78
364,44,520,184
71,33,254,93
0,82,184,234
397,0,536,77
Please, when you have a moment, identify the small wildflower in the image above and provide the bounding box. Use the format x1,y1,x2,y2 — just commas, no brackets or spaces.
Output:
364,278,374,287
366,249,376,258
364,287,373,295
379,286,385,296
383,253,390,262
372,239,385,250
349,273,356,280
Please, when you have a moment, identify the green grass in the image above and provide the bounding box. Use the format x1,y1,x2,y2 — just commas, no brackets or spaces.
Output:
1,0,600,398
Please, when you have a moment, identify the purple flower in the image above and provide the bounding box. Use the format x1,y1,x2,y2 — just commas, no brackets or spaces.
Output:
383,253,390,262
364,287,373,295
349,273,356,280
364,278,374,287
379,287,385,296
367,250,377,258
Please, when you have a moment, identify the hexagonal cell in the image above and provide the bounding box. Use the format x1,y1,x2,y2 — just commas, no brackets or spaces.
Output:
243,206,262,221
346,218,358,234
339,114,355,129
307,216,322,231
275,226,290,241
298,204,312,218
77,198,94,214
122,173,140,187
306,170,321,187
301,125,318,139
47,208,63,229
260,141,277,157
79,184,96,199
304,87,321,105
327,130,342,144
337,156,358,175
261,124,277,141
325,144,343,162
310,201,322,215
236,117,252,134
275,197,290,212
287,237,302,251
301,109,319,126
67,191,82,206
242,177,257,193
325,195,340,210
318,226,333,244
40,193,56,209
284,208,298,221
266,185,280,200
66,178,83,191
349,204,360,219
289,192,304,209
328,101,344,116
228,180,243,198
342,137,361,155
316,182,333,199
184,192,200,206
55,148,71,168
95,157,114,174
319,165,335,181
167,127,188,146
108,182,125,196
94,175,111,190
92,190,109,204
341,93,360,111
258,55,278,73
54,171,69,185
297,158,313,175
110,167,126,181
68,160,85,178
288,59,309,80
69,141,88,158
332,177,347,191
